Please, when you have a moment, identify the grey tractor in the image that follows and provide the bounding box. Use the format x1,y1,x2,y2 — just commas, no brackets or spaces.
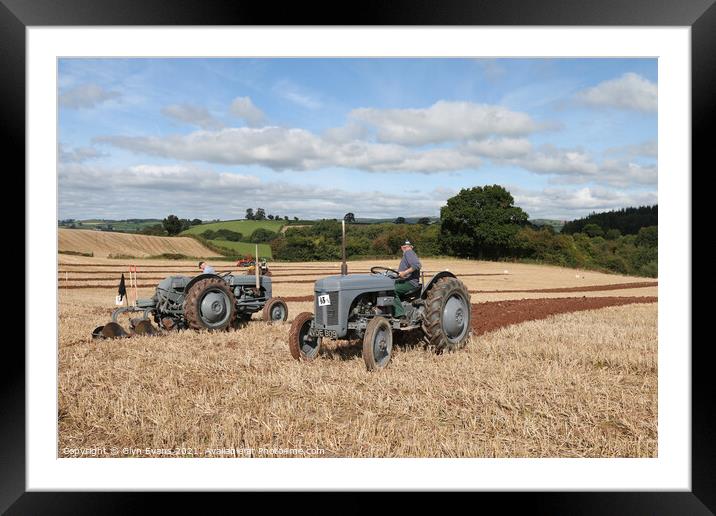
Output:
288,266,471,371
92,271,288,339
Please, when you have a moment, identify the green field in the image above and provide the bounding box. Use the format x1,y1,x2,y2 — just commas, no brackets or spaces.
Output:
206,240,273,259
61,219,162,232
181,219,286,237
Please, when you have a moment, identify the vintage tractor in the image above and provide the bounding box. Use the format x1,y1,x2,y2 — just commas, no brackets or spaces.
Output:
92,270,288,339
288,266,471,371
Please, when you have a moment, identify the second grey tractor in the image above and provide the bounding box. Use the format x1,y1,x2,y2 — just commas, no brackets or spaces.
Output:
93,271,288,339
289,266,471,371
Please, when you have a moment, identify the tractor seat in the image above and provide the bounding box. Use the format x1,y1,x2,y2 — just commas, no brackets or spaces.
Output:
402,284,422,301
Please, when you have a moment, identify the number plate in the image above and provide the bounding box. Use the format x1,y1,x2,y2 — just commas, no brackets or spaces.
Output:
317,294,331,306
316,328,337,338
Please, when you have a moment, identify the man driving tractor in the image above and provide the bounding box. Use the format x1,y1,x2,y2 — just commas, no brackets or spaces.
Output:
394,240,422,318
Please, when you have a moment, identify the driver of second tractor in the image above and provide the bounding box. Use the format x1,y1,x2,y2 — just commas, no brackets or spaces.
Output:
394,240,422,319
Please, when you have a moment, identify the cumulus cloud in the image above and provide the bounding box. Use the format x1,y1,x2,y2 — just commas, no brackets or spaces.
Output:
350,100,538,145
58,162,449,220
463,138,532,159
95,127,485,173
59,83,121,109
161,104,224,130
229,97,266,127
605,139,658,158
576,73,657,112
508,146,599,176
58,144,107,163
511,185,658,219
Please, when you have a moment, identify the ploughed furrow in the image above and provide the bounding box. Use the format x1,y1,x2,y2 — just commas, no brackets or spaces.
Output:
469,281,657,294
281,295,658,338
469,296,657,337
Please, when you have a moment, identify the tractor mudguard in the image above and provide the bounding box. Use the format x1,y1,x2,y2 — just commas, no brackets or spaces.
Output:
420,271,457,298
183,273,222,294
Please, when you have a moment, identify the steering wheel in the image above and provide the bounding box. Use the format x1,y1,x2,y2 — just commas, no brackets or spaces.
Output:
370,266,400,279
219,271,232,279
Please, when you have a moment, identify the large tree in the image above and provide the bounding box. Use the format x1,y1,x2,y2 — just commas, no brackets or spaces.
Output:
344,212,356,223
438,185,529,258
162,214,184,236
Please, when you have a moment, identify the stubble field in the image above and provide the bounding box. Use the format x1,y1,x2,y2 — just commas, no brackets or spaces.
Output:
58,256,657,458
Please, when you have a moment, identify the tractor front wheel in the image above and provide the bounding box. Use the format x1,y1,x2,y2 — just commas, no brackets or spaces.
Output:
288,312,322,361
362,316,393,371
263,297,288,323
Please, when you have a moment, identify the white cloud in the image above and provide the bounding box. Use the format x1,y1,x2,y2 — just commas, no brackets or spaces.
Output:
229,97,267,127
511,185,658,220
161,104,224,130
58,163,449,220
463,138,532,159
509,146,599,176
576,73,657,112
350,100,538,145
605,140,658,158
59,83,121,109
58,144,107,163
96,126,485,173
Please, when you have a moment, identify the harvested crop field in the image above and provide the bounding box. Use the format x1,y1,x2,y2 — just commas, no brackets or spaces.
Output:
58,256,657,458
59,228,219,258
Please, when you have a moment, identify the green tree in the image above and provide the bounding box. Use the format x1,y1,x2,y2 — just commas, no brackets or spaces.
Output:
250,228,278,243
245,208,254,220
255,208,266,220
438,185,529,258
191,218,203,226
605,228,622,240
582,223,605,238
635,226,657,248
394,217,406,224
344,212,356,223
162,214,183,236
417,217,431,225
141,223,167,236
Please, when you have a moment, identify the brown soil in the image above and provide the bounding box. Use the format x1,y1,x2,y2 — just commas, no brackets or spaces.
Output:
471,281,657,294
284,295,658,338
470,296,657,337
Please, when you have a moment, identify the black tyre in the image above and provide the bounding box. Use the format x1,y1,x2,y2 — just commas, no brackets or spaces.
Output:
183,277,237,331
422,276,471,353
289,312,322,361
362,316,393,371
262,297,288,323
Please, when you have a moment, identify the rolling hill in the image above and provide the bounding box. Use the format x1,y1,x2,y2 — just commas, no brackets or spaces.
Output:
59,228,219,258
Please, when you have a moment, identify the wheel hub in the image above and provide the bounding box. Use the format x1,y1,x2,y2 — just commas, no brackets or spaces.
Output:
442,295,468,340
200,291,228,324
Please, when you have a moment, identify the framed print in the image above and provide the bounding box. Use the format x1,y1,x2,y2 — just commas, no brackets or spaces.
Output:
6,0,711,512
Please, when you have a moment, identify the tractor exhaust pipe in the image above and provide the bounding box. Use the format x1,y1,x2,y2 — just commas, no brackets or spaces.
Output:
341,219,348,276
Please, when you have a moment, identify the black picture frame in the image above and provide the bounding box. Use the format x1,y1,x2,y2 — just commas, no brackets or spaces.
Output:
6,0,709,512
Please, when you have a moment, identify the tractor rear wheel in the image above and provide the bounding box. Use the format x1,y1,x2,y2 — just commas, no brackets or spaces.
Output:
262,297,288,323
422,276,471,353
183,277,237,331
362,316,393,371
289,312,321,361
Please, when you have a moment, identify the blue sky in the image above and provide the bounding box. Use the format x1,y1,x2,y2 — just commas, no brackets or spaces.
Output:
58,58,657,221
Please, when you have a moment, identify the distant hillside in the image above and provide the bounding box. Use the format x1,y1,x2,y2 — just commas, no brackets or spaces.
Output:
59,228,219,258
353,217,439,224
562,206,657,235
181,219,286,236
530,219,565,232
59,219,162,232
